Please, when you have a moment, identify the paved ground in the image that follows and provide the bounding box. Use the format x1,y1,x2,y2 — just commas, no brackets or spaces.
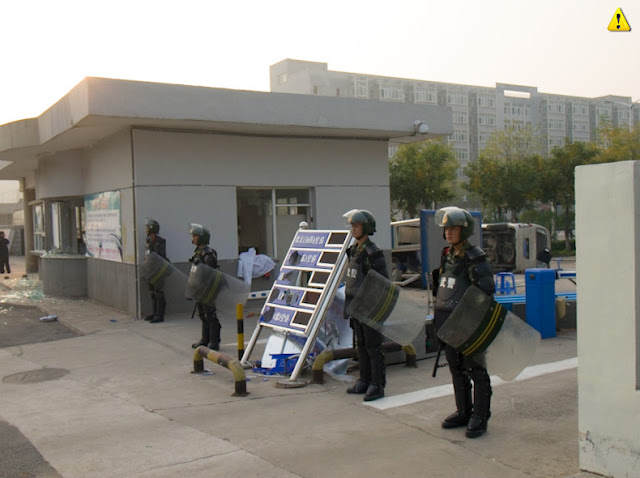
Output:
0,302,80,348
0,256,601,478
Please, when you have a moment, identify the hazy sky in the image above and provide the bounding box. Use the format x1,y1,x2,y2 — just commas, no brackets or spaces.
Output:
1,0,638,126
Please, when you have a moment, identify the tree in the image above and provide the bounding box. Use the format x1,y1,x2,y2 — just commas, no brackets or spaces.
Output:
597,123,640,163
463,155,504,218
463,129,543,220
547,140,600,249
389,140,458,218
480,127,544,163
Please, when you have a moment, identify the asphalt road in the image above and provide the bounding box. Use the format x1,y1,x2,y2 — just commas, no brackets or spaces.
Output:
0,304,80,348
0,300,79,477
0,420,62,478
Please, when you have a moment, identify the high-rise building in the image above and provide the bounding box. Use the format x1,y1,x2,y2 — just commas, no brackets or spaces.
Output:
271,59,637,177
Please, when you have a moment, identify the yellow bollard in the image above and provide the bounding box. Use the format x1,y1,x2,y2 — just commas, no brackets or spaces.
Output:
193,346,248,396
236,303,244,361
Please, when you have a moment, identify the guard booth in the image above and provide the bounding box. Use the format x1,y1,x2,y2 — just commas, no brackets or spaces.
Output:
482,223,550,273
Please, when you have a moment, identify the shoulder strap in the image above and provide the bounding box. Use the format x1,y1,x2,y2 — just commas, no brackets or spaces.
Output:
465,245,487,263
365,242,383,257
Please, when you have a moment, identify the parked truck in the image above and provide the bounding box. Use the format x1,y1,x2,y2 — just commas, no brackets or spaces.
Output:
390,218,423,285
391,216,551,281
482,222,550,273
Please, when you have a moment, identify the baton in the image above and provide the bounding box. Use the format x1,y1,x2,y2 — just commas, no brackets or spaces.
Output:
190,302,197,319
432,343,443,378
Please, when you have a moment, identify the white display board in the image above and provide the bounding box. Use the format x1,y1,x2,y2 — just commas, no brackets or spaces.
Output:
241,228,352,381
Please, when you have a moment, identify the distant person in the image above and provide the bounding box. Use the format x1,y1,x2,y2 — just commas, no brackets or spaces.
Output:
537,247,552,268
432,207,495,438
144,219,167,323
343,209,388,402
0,231,10,274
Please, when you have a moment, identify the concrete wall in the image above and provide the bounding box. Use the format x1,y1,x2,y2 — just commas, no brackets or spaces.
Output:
131,128,392,317
131,129,392,252
39,255,87,297
575,160,640,477
83,130,136,314
30,130,138,314
315,185,390,242
83,130,132,194
134,185,238,263
35,151,84,199
87,257,137,314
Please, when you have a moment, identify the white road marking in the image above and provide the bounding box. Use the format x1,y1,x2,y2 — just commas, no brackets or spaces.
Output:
366,357,578,410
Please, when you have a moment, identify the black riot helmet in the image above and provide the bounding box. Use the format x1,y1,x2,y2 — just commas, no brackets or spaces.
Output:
189,223,210,245
435,207,474,240
145,218,160,235
343,209,376,236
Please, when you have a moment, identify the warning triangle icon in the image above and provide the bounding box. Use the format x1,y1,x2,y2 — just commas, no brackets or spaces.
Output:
608,8,631,31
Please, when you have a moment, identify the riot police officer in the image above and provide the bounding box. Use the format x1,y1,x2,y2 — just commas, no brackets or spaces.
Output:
145,218,167,324
343,209,389,401
189,223,222,351
432,207,495,438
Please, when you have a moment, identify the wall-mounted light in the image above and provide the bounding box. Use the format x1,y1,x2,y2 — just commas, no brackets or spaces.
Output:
413,120,430,135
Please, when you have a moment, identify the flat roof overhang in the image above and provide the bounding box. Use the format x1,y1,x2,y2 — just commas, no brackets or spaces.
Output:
0,77,453,179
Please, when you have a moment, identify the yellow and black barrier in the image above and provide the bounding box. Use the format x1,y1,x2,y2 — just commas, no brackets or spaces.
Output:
236,304,244,360
311,342,417,384
193,346,249,397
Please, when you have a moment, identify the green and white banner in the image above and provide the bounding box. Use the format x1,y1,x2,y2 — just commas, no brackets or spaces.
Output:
84,191,122,262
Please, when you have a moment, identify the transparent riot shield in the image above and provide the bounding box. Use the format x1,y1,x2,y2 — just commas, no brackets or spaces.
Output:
345,270,427,346
185,263,250,317
140,252,188,293
436,285,540,382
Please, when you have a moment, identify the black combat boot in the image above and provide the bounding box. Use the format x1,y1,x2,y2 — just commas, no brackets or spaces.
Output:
192,319,209,348
150,298,166,323
465,416,488,438
466,368,492,438
363,345,385,401
441,411,471,429
145,299,157,321
442,376,472,429
348,340,372,394
207,317,221,351
363,383,384,401
346,379,369,394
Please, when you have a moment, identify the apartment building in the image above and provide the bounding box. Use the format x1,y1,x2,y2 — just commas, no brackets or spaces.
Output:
271,59,638,176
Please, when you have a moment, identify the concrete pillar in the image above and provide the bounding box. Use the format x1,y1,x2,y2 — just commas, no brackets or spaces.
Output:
22,187,38,273
575,160,640,477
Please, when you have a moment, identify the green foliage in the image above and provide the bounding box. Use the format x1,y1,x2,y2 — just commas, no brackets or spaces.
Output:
548,140,600,247
518,208,556,236
597,123,640,163
551,239,576,255
463,129,543,220
389,140,459,217
480,127,545,162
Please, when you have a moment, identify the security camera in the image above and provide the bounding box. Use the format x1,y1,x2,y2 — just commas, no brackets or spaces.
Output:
413,120,429,135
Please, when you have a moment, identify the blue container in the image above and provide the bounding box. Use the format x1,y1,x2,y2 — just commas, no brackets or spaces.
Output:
525,268,556,339
270,354,299,374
